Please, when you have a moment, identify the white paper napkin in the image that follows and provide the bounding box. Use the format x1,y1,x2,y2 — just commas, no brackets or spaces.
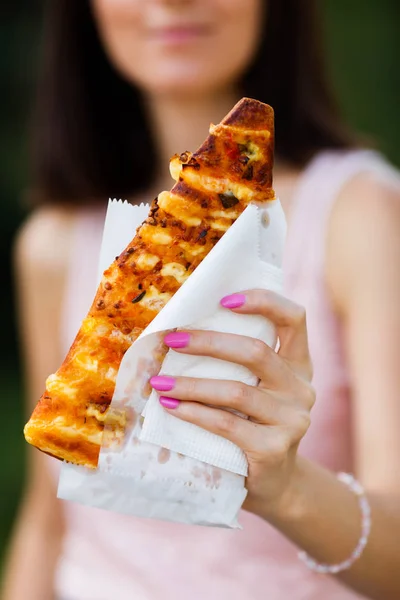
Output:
139,203,285,475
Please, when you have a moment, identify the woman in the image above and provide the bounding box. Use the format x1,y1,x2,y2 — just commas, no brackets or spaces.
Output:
3,1,400,599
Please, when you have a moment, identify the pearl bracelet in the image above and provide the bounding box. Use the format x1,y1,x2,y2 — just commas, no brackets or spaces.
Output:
298,472,371,574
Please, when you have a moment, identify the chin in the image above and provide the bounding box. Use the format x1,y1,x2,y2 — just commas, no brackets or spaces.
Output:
138,67,236,98
121,53,236,98
149,78,218,97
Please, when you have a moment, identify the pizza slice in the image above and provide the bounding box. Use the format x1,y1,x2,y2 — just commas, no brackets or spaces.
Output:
24,97,275,468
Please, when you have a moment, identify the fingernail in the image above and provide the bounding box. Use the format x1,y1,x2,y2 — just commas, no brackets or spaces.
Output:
150,376,176,392
164,332,190,348
159,396,180,409
220,293,246,309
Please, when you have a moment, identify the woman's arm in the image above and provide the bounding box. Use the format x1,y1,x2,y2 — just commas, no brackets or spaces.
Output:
2,454,65,600
269,175,400,599
148,177,400,600
2,207,74,600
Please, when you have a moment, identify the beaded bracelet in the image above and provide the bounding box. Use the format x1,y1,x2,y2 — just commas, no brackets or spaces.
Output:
298,472,371,574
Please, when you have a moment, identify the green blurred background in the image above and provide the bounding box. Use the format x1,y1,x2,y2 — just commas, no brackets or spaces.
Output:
0,0,399,566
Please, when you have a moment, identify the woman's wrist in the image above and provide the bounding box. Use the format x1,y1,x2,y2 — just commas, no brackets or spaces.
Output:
252,456,366,568
248,455,307,525
272,456,310,524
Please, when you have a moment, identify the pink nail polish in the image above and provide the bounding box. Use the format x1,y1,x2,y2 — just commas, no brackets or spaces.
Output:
159,396,180,409
164,332,190,348
220,293,246,309
150,376,176,392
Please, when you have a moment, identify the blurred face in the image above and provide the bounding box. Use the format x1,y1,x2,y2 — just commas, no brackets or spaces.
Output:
91,0,264,96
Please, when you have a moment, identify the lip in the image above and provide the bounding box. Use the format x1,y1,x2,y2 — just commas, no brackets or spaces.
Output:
149,25,212,45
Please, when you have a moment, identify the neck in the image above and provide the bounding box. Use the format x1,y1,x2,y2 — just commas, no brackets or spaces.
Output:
146,89,239,194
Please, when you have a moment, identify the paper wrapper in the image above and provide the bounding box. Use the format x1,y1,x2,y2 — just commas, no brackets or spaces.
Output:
58,198,286,528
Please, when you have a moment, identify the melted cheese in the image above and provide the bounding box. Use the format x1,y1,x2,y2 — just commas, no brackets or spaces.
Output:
135,253,160,270
109,329,137,345
81,317,96,334
95,324,110,337
209,220,230,231
210,123,271,140
169,157,182,181
141,285,172,311
46,374,77,398
245,141,262,161
140,224,172,245
180,170,256,203
158,191,202,227
104,408,126,428
86,405,108,423
74,353,98,373
161,262,188,284
81,318,109,338
105,367,118,382
210,209,239,219
178,241,207,257
51,420,104,445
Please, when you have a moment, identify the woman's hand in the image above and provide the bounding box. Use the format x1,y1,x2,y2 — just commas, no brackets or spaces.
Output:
150,290,315,518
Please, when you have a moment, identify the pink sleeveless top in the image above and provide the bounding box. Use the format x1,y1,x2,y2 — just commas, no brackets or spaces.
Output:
54,150,396,600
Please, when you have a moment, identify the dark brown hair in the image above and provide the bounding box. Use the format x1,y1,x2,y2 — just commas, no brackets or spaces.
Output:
31,0,352,205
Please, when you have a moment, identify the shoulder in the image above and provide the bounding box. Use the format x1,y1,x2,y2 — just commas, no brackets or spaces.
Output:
326,168,400,314
329,169,400,244
14,206,79,362
14,205,78,320
14,205,76,280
